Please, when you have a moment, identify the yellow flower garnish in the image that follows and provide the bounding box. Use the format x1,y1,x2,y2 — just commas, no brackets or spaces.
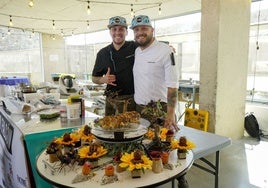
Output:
55,132,80,146
170,139,196,150
78,126,95,142
145,129,154,139
145,127,168,141
119,152,152,171
160,127,168,140
78,145,107,159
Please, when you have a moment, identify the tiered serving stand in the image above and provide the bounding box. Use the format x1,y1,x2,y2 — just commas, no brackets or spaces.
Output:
90,118,150,143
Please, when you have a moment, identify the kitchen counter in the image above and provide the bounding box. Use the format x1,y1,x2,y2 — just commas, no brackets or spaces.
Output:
0,105,99,188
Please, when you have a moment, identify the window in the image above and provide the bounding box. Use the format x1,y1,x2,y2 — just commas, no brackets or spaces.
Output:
0,26,42,83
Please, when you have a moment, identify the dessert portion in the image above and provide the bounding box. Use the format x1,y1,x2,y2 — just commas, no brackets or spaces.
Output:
179,136,187,146
82,161,91,175
132,149,144,164
113,152,126,173
101,165,118,185
105,165,115,176
166,129,174,142
95,111,140,130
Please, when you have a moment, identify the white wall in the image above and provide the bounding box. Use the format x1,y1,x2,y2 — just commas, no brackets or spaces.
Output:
42,34,66,82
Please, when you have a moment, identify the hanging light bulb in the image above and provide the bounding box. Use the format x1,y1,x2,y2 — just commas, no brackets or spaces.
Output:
61,29,64,36
158,4,162,15
28,0,34,8
32,29,35,36
87,1,91,15
87,20,90,29
52,35,56,40
130,4,134,16
52,20,56,30
9,15,13,26
7,27,11,35
1,33,5,40
72,30,74,36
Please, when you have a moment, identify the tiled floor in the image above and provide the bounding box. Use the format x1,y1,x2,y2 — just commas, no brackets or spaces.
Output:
157,136,268,188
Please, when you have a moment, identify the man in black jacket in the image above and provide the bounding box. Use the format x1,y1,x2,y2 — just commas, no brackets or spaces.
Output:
92,16,138,115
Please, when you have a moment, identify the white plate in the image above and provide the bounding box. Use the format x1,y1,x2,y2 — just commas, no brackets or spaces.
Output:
90,118,150,132
89,118,150,141
91,125,147,141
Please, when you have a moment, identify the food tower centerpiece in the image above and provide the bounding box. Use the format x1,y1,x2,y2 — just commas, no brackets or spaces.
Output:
43,98,196,186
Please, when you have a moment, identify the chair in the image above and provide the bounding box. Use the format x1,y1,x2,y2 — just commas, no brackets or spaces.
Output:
184,108,209,131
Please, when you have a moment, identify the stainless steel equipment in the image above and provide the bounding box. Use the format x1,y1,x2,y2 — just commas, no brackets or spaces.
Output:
59,74,78,96
178,79,199,108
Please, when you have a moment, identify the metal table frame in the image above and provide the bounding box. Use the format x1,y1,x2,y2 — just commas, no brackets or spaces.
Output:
177,126,231,188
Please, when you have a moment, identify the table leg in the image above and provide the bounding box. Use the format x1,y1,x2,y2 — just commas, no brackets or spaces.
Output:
215,151,219,188
193,151,220,188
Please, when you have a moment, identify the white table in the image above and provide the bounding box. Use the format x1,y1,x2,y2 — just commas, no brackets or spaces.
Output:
36,150,194,188
35,125,231,188
177,125,232,188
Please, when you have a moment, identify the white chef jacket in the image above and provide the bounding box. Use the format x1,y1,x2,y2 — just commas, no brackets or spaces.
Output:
133,39,179,105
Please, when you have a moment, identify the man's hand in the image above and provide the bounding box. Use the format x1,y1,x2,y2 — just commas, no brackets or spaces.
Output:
164,114,179,132
102,67,117,86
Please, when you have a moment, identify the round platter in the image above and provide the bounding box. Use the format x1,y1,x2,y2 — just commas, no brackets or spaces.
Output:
89,118,150,143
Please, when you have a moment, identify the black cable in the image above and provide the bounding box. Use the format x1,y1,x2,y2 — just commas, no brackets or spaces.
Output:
177,101,192,123
109,47,116,73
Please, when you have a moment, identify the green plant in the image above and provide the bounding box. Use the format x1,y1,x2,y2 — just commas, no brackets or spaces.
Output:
141,100,166,126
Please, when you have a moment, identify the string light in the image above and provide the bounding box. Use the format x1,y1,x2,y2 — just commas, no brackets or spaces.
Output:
9,15,13,26
130,4,134,16
7,27,11,35
52,20,55,30
158,3,162,15
1,1,163,35
87,20,90,29
28,0,34,8
87,1,91,15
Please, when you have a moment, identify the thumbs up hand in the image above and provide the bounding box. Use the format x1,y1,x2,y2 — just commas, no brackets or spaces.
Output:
103,67,117,86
